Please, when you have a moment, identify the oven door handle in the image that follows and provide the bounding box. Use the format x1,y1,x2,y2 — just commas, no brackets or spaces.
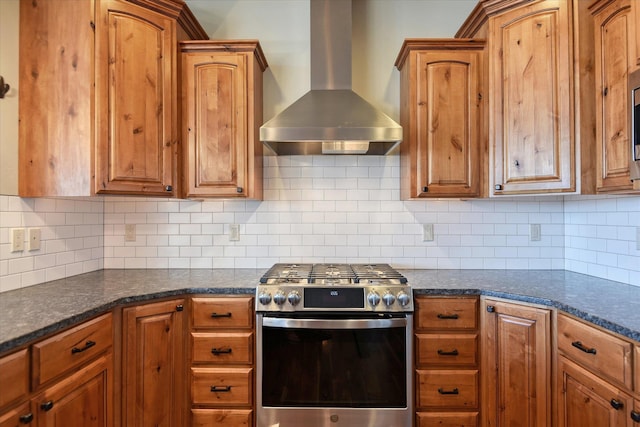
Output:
261,316,407,330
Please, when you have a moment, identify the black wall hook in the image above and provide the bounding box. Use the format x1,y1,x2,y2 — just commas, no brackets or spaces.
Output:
0,76,10,98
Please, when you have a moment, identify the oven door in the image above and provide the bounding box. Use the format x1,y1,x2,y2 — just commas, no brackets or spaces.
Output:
256,313,413,427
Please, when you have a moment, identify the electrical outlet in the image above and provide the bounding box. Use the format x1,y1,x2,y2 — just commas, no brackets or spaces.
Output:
28,228,41,251
423,224,434,242
530,224,541,242
11,228,25,252
125,224,136,242
229,224,240,241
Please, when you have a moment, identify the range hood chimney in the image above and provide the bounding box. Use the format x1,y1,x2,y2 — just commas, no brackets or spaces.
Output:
260,0,402,155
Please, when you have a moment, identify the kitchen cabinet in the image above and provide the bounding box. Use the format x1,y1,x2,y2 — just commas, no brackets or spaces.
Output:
180,41,268,199
189,296,254,426
556,313,635,426
122,299,186,427
18,0,206,197
458,0,577,195
589,0,639,193
414,296,480,426
0,314,113,427
481,297,551,427
395,39,486,199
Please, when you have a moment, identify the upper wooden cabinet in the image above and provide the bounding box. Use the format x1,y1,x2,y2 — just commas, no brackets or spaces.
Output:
458,0,577,196
395,39,486,199
180,41,267,199
589,0,638,193
18,0,206,197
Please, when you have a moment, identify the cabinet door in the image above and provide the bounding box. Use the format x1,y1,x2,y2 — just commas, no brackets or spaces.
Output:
557,356,631,427
481,298,551,427
182,52,248,198
34,353,112,427
95,0,176,196
489,0,575,194
122,299,185,427
0,402,34,427
412,50,482,198
593,0,636,192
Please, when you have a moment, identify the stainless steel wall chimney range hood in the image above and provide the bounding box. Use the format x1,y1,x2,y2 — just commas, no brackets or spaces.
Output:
259,0,402,155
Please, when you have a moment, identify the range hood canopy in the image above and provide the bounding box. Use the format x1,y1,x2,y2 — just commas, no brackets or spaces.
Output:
260,0,402,155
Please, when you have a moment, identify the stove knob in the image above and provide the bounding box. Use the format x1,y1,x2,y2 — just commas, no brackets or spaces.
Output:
367,290,381,307
287,290,301,306
396,291,411,307
273,291,287,305
258,292,272,305
382,291,396,306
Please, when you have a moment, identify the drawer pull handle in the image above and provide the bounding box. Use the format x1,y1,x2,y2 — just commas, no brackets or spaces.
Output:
211,347,233,355
437,349,459,356
438,387,459,395
211,385,232,393
19,413,33,424
40,401,54,412
610,399,624,410
571,341,597,355
211,312,232,318
71,340,96,354
437,313,459,320
631,410,640,422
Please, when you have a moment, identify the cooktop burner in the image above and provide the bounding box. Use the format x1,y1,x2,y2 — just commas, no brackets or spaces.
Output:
259,263,408,285
256,263,412,313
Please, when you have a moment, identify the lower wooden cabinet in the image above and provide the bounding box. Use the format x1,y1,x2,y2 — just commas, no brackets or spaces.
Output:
34,353,112,427
122,299,186,427
189,297,255,426
557,356,631,427
0,402,33,427
481,298,551,427
414,296,479,426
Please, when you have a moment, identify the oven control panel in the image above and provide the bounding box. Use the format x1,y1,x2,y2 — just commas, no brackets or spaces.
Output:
255,285,413,313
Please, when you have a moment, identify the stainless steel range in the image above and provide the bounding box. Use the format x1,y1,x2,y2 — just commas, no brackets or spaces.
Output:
255,263,413,427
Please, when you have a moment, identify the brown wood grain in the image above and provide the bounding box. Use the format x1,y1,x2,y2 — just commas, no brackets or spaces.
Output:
0,348,29,409
191,332,253,365
191,408,252,427
191,367,253,406
191,297,254,329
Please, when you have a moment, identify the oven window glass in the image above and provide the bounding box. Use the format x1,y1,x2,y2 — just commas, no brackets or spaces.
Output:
261,323,407,408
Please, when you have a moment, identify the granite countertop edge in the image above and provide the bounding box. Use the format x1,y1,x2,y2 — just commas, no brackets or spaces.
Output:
1,268,639,354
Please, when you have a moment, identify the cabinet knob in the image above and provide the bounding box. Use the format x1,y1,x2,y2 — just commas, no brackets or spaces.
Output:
40,401,54,412
165,185,173,192
494,184,503,191
631,410,640,422
176,304,184,312
19,413,33,424
422,186,428,193
236,187,243,193
486,305,496,313
610,399,624,410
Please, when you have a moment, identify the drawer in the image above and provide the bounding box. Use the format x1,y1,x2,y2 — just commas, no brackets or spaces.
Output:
0,402,33,427
192,297,253,329
416,412,478,427
0,348,29,409
557,314,632,388
416,369,478,409
416,334,478,367
32,313,113,387
415,297,478,330
191,409,253,427
192,332,254,365
636,346,640,393
191,367,253,406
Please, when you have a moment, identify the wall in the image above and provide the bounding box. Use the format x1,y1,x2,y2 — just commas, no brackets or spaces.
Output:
0,196,104,293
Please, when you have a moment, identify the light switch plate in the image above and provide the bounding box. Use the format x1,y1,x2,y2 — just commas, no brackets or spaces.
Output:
28,228,41,251
11,228,25,252
229,224,240,241
530,224,541,242
423,224,434,242
125,224,136,242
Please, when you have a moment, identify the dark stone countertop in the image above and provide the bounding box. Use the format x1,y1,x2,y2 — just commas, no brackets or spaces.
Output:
1,268,639,354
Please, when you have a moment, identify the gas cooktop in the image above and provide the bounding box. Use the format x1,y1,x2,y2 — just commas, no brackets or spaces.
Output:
256,263,412,313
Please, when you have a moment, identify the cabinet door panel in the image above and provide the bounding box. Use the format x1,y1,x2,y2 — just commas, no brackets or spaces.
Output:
416,51,481,197
183,53,247,197
0,349,29,408
34,353,112,427
491,0,574,194
593,0,635,192
96,1,175,196
123,299,185,427
482,299,551,427
558,357,631,427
